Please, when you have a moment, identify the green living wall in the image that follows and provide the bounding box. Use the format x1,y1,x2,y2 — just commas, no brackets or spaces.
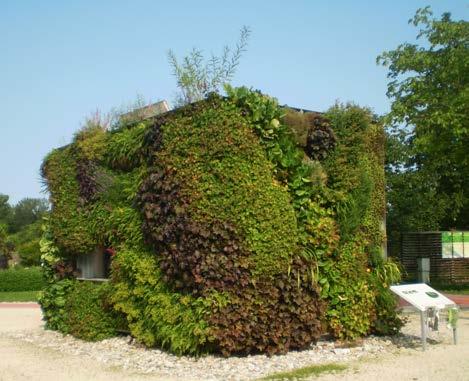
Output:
39,87,401,356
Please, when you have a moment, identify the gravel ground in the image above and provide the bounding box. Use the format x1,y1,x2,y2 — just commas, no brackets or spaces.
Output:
318,309,469,381
0,306,467,381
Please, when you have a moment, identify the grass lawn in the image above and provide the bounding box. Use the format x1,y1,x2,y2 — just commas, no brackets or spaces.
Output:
259,363,347,380
0,290,41,302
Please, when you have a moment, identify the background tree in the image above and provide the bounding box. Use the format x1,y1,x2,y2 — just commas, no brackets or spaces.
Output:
378,7,469,238
0,224,13,268
168,26,250,106
8,198,49,233
0,194,12,225
0,196,49,267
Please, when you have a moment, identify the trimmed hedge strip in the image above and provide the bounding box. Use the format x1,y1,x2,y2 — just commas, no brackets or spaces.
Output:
0,267,45,291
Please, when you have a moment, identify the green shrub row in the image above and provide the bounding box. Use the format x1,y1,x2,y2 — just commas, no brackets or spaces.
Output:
0,266,44,291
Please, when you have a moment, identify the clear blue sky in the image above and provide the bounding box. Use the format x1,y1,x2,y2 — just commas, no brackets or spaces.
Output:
0,0,466,204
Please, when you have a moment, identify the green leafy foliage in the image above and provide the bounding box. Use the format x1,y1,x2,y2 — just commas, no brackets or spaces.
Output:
6,198,49,234
8,220,43,266
105,123,147,171
208,258,324,356
0,195,49,267
41,147,95,255
369,252,403,335
138,169,251,293
0,194,11,225
111,249,210,355
132,94,323,354
38,228,121,338
64,281,120,341
39,279,73,332
316,237,375,339
38,227,75,331
0,223,13,268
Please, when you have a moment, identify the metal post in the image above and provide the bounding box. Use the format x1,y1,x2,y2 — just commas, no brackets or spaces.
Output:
420,310,427,351
453,328,457,345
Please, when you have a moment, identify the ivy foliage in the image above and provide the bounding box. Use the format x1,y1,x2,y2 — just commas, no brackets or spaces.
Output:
40,86,399,354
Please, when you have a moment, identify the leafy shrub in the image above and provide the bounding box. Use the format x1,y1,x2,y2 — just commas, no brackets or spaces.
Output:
64,281,120,341
7,220,43,266
132,94,323,354
317,237,375,339
105,123,147,171
38,227,76,331
111,249,210,355
41,147,95,255
16,240,41,266
233,92,395,340
282,109,336,161
369,252,403,335
208,258,324,356
305,114,336,161
282,109,312,147
39,278,73,331
138,169,251,293
0,266,44,291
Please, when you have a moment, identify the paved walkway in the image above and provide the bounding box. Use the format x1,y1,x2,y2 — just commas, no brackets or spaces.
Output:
0,302,40,308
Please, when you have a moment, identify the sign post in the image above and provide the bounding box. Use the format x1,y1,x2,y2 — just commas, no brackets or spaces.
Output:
419,310,427,350
390,283,457,350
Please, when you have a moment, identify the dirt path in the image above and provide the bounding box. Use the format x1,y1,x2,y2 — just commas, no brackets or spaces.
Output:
317,311,469,381
0,306,172,381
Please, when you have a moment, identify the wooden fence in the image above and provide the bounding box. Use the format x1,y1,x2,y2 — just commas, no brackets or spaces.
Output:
392,232,469,284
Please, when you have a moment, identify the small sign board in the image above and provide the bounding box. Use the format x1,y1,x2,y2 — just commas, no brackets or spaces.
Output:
390,283,456,311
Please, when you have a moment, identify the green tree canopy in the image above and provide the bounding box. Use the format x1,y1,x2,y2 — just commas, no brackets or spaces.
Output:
8,198,49,233
378,7,469,230
0,194,12,224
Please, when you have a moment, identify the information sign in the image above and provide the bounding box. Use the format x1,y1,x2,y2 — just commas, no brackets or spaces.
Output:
390,283,455,311
391,283,458,350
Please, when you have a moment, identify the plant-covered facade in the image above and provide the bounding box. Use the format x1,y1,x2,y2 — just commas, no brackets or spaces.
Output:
39,87,401,356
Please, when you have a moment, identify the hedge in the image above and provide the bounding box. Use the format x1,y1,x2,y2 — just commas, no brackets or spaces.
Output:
0,267,45,291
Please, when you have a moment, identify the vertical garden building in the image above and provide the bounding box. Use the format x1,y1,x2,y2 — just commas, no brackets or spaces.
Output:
39,88,400,356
